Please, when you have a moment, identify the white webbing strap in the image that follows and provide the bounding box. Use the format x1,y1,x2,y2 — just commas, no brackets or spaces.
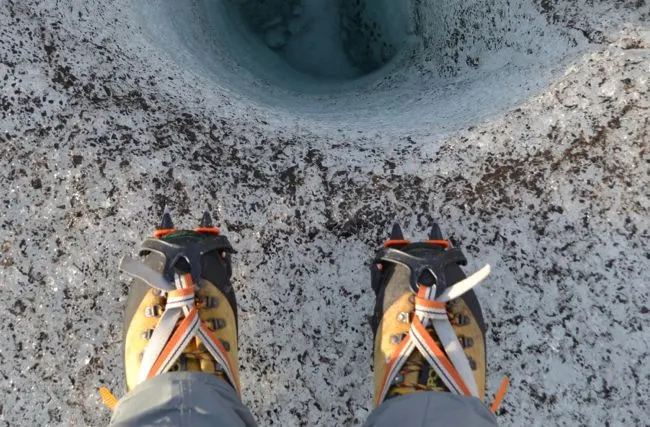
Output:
138,285,194,383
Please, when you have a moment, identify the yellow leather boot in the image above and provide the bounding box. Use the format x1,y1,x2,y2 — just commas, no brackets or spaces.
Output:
120,208,241,395
370,223,507,411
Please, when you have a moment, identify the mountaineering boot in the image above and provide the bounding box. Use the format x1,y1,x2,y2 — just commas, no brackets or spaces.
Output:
119,208,241,395
370,223,508,412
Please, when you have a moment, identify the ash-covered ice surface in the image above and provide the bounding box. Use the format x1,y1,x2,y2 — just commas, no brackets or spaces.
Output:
1,0,649,426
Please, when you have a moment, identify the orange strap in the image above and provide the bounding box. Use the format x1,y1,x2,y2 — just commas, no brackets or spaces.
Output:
375,334,412,406
384,239,411,247
153,228,176,238
412,316,472,396
98,387,118,411
168,286,196,298
194,227,220,235
384,239,450,248
424,240,450,248
414,297,446,309
200,324,242,394
154,228,220,238
490,377,510,413
147,308,199,379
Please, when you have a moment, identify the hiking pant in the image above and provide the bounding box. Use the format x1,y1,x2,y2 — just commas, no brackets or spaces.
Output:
110,372,498,426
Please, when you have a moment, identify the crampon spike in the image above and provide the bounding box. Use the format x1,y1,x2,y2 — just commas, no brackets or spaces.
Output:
199,209,214,228
390,223,404,240
428,223,443,240
159,205,174,230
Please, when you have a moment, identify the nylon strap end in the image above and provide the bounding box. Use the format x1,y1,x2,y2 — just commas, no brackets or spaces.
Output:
99,387,118,411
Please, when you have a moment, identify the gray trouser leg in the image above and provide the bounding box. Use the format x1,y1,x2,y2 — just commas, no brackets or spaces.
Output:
364,392,498,427
110,372,257,427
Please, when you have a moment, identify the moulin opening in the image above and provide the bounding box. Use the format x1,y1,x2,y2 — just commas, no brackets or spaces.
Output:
227,0,410,79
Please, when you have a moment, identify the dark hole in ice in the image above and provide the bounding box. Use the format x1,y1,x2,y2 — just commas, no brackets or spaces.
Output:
227,0,409,79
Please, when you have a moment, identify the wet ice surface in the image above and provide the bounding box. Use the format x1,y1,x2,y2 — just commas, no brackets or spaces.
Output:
1,0,649,426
